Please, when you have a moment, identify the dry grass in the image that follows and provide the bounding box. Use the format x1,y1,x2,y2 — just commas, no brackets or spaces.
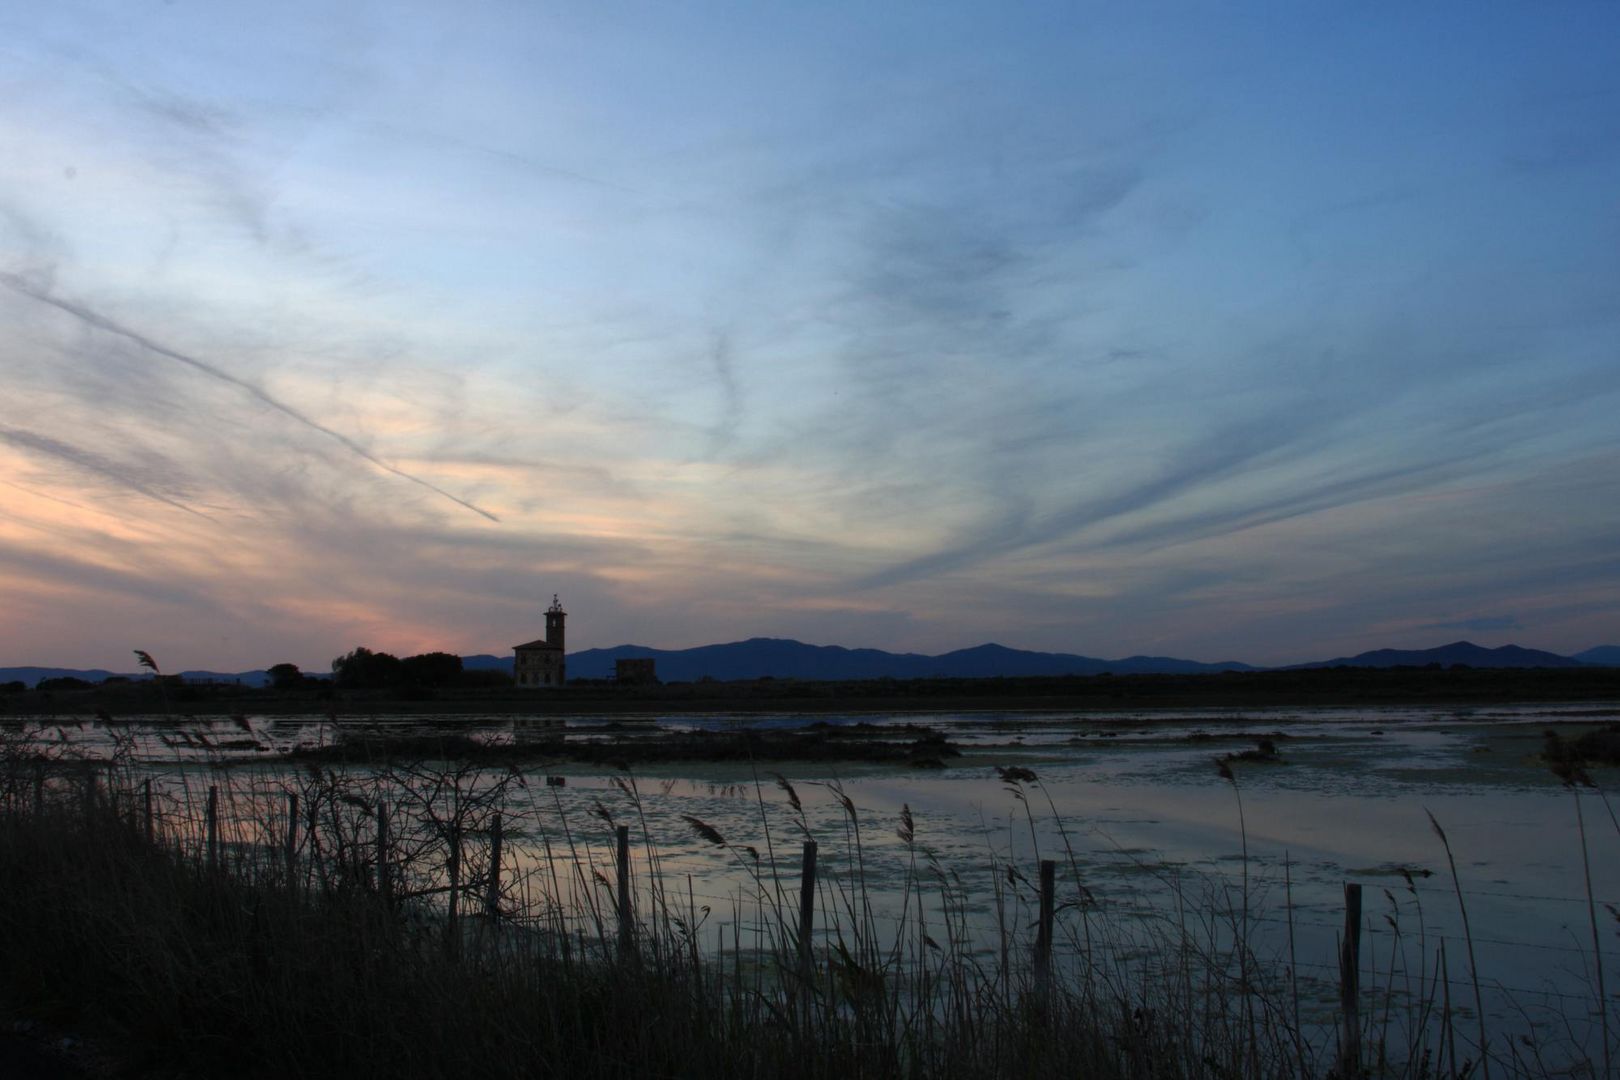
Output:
0,739,1612,1079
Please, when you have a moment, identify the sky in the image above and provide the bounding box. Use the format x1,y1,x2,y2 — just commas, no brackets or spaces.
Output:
2,1,1618,672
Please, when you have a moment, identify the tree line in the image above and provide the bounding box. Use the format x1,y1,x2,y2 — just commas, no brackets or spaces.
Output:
2,649,514,696
256,648,506,691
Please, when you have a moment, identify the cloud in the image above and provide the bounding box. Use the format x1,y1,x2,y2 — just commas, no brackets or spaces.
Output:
852,404,1319,589
0,272,499,522
1421,615,1523,633
0,426,209,519
0,534,216,611
703,329,744,454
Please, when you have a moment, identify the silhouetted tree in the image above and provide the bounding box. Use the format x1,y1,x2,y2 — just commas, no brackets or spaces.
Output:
267,663,304,691
36,676,92,691
331,647,402,690
399,652,463,687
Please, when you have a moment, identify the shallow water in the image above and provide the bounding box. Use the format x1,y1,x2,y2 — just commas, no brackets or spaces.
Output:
7,702,1619,1062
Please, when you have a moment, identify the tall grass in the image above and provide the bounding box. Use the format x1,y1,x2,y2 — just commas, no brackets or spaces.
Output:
0,736,1613,1079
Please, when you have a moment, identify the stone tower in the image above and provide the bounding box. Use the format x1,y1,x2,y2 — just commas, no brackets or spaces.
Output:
513,594,568,688
545,594,566,651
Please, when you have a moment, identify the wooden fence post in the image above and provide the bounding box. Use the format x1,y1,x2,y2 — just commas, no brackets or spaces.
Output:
376,799,390,907
82,765,97,818
1340,882,1363,1077
143,779,154,845
1035,858,1056,1002
206,785,219,869
798,839,818,971
33,764,44,817
485,813,503,920
285,792,299,893
617,824,634,957
798,839,819,1022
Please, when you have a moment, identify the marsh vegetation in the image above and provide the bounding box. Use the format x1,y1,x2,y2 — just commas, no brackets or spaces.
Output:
1,706,1616,1077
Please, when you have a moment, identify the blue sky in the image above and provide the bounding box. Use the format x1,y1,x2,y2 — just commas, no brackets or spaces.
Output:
2,1,1618,671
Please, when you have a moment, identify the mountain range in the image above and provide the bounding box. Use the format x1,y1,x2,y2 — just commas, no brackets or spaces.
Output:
7,638,1616,689
1285,641,1595,670
546,639,1257,682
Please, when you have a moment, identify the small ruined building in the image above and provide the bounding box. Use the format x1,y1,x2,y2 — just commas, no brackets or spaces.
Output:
513,596,567,688
614,657,658,685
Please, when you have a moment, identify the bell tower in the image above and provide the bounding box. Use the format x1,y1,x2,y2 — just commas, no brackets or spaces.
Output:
545,594,566,652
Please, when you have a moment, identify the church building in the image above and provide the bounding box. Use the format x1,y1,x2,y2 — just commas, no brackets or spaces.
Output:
513,595,567,688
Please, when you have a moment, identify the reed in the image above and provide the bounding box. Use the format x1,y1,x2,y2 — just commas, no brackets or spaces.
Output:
1426,808,1491,1080
0,736,1612,1079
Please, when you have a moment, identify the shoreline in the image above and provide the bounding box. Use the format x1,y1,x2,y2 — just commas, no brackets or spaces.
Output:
6,665,1620,719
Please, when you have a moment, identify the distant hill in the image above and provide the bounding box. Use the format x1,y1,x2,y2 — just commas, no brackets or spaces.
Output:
461,654,516,673
0,667,127,687
555,638,1254,682
1573,646,1620,667
0,667,270,688
1287,641,1588,670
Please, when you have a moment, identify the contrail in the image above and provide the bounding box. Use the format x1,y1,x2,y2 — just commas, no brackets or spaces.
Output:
0,272,500,523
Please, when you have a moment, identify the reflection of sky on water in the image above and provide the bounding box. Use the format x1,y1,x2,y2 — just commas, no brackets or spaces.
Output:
10,702,1619,1058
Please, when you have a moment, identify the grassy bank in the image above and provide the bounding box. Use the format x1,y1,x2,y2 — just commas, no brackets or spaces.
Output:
1,804,766,1078
0,775,1175,1078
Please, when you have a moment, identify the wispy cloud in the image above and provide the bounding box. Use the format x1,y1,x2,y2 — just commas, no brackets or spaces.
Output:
1422,615,1523,633
0,272,499,522
0,426,209,519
